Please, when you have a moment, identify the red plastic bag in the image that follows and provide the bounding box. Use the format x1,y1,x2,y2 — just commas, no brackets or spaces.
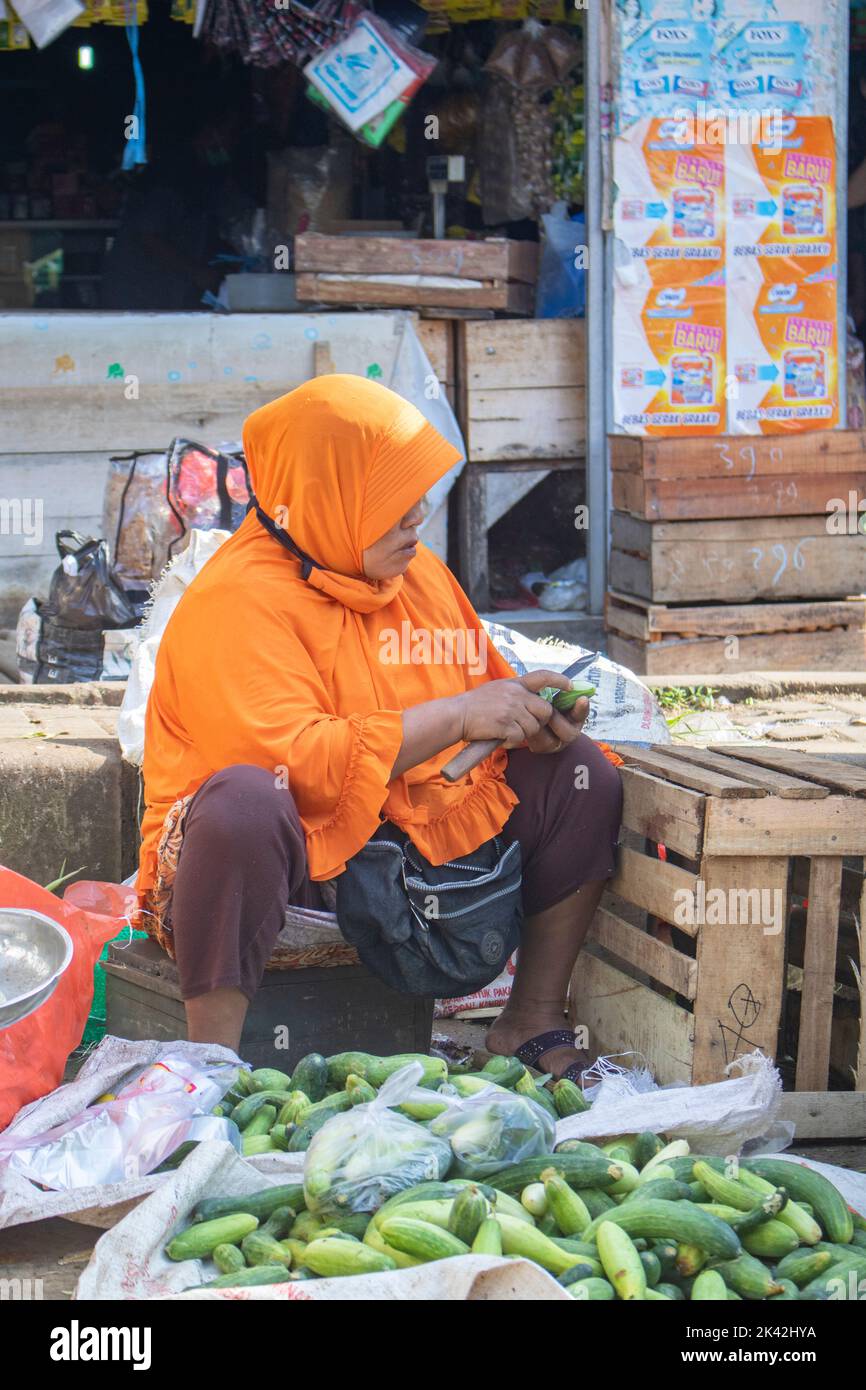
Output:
0,871,135,1132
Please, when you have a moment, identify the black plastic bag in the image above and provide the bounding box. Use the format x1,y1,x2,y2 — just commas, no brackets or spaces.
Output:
45,531,140,632
34,617,104,684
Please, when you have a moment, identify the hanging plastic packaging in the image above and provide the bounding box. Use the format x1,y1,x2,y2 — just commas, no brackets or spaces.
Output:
45,531,140,631
536,204,585,319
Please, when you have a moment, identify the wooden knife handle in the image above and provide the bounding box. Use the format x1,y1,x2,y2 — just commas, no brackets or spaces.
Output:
441,737,502,783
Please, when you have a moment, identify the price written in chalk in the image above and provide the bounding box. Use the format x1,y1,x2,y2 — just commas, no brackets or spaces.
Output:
714,441,785,480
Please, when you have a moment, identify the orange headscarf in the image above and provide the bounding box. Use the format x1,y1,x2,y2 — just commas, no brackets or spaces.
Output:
138,375,520,892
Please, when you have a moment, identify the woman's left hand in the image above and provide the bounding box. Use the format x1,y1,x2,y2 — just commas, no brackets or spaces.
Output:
526,696,590,755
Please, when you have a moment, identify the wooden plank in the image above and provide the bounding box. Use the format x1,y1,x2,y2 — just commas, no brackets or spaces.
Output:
704,795,866,856
570,951,695,1086
609,512,866,604
611,744,767,798
460,320,585,390
658,746,830,800
590,904,698,999
608,595,866,639
294,234,538,284
612,470,866,522
776,1091,866,1140
714,748,866,798
464,386,585,462
609,431,866,478
456,466,489,611
610,845,700,934
414,318,453,389
606,628,866,677
619,765,706,859
795,857,844,1091
295,273,535,315
691,856,789,1084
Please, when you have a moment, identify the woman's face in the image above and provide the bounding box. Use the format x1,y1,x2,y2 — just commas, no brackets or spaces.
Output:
362,496,428,580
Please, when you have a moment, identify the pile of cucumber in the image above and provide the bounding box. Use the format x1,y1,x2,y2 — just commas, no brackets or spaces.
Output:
164,1048,866,1298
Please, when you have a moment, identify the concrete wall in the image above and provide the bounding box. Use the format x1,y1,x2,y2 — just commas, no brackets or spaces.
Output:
0,310,459,624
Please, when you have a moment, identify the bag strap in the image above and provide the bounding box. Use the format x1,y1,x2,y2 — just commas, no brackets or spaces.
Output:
254,501,322,581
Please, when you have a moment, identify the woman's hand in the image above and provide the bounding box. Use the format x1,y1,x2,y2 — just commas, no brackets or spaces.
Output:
457,670,588,752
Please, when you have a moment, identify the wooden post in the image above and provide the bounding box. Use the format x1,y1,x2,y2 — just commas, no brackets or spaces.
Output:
457,466,489,610
691,856,790,1084
795,856,844,1091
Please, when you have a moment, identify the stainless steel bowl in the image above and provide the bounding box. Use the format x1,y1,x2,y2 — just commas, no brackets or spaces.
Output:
0,908,74,1031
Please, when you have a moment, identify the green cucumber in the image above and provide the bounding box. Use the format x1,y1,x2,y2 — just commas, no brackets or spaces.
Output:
800,1255,866,1301
743,1159,853,1245
379,1218,469,1263
449,1186,489,1245
656,1281,685,1300
250,1067,292,1093
487,1154,623,1194
241,1231,292,1267
290,1052,328,1101
582,1199,741,1259
260,1206,296,1240
714,1253,785,1300
691,1270,728,1301
556,1261,599,1287
243,1104,277,1139
242,1135,277,1156
193,1184,305,1224
303,1236,397,1277
472,1218,504,1256
741,1220,800,1260
198,1263,289,1289
479,1056,525,1089
774,1248,833,1287
345,1074,378,1107
212,1243,246,1276
622,1178,693,1205
769,1279,800,1301
579,1188,618,1219
634,1132,665,1168
166,1214,259,1261
640,1250,662,1287
551,1078,590,1116
567,1277,615,1301
231,1091,292,1131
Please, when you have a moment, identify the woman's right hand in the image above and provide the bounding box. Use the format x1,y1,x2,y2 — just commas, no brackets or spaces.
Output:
457,670,583,749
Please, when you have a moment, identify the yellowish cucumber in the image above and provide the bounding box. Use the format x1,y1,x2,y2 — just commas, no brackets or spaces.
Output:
302,1236,397,1277
496,1214,586,1275
691,1270,728,1301
472,1218,503,1256
378,1217,470,1263
597,1222,647,1300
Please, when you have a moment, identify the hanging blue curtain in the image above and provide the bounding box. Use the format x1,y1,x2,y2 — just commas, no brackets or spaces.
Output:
122,2,147,169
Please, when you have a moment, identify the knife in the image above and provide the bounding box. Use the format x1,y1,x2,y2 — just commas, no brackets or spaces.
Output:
440,651,600,783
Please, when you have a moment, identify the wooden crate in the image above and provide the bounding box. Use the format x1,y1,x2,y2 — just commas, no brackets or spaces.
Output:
570,745,866,1133
456,319,586,461
104,936,433,1071
611,432,866,521
605,591,866,675
609,510,866,604
295,234,537,314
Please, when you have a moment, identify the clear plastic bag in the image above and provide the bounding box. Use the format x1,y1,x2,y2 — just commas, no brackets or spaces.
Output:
0,1053,240,1189
303,1063,452,1217
428,1086,554,1178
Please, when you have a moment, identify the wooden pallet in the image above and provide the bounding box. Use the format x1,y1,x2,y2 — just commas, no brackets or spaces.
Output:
295,234,537,314
611,432,866,521
605,591,866,675
609,511,866,605
570,746,866,1133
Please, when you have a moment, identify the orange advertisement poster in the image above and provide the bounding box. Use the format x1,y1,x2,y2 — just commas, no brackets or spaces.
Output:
615,281,727,437
615,118,725,288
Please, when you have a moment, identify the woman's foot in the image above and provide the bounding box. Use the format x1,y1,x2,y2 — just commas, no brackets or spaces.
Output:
486,1007,594,1084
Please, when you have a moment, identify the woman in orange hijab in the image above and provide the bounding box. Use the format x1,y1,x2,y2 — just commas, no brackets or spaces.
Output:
139,375,621,1083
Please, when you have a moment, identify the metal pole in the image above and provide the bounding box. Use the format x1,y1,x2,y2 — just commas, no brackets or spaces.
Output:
585,0,608,617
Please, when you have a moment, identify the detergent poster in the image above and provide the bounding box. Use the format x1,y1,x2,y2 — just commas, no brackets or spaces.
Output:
611,1,840,436
727,116,838,432
614,280,727,436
